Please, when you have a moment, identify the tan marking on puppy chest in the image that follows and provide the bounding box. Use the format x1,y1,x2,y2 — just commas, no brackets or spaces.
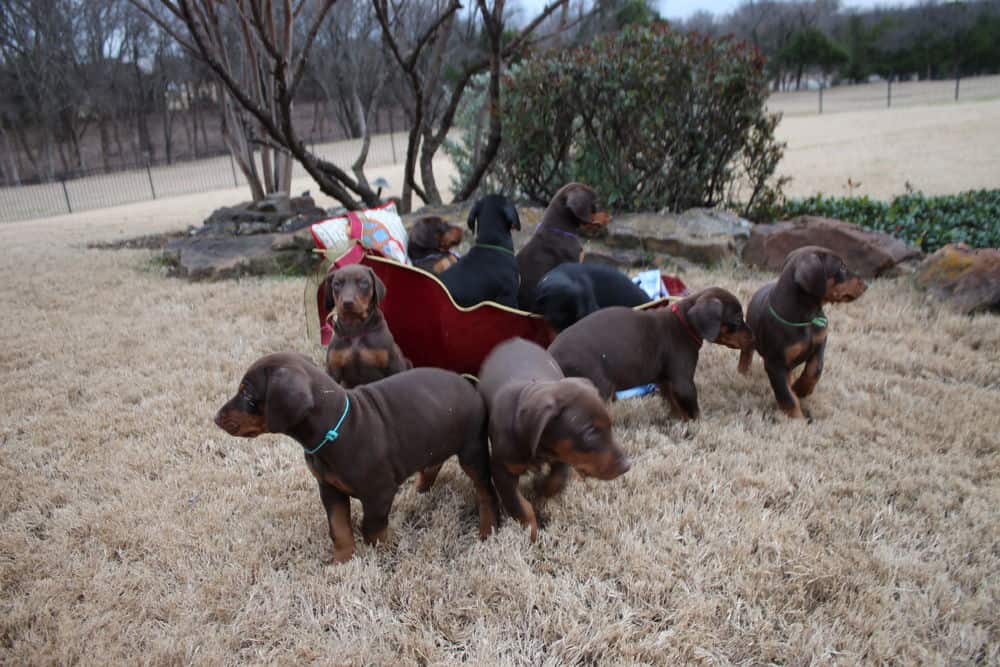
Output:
327,348,354,370
358,348,391,368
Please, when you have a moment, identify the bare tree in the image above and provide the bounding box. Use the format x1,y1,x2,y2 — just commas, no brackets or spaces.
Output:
374,0,569,211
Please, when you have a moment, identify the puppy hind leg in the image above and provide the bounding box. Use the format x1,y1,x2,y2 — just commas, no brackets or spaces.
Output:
459,430,500,539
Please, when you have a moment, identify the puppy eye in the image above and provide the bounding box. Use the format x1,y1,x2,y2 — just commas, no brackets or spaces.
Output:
359,279,370,290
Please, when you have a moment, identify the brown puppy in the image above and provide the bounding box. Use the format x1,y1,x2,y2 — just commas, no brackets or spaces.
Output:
549,287,753,419
407,216,465,274
738,246,867,419
478,338,630,541
324,264,412,388
516,183,611,310
215,353,499,563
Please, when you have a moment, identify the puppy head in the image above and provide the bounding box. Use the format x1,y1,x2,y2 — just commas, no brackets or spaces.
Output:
785,246,868,304
408,216,464,255
467,194,521,239
551,183,611,230
533,271,598,333
681,287,753,349
325,264,386,323
214,353,317,437
515,378,630,480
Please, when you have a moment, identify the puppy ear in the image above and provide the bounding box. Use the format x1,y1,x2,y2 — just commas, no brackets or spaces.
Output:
502,200,521,231
264,366,315,434
565,187,594,225
793,252,828,298
323,273,336,312
514,388,559,457
467,199,482,232
367,266,386,305
685,297,723,342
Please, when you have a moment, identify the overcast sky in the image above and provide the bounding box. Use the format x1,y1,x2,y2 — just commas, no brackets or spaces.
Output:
514,0,921,22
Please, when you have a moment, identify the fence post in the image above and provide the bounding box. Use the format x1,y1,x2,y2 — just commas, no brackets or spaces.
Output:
887,78,892,108
389,112,398,164
229,153,238,187
818,84,824,114
61,179,72,213
954,75,960,101
145,158,156,199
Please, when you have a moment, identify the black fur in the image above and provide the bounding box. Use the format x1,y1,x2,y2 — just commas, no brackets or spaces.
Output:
532,263,650,332
438,194,521,308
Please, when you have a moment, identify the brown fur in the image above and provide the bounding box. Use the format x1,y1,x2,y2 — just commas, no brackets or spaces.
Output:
740,245,868,419
407,216,464,275
477,338,630,541
215,353,499,562
323,264,412,388
516,183,611,310
549,287,753,419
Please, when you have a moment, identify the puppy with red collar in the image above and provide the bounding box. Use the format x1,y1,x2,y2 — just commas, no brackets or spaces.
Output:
324,264,412,388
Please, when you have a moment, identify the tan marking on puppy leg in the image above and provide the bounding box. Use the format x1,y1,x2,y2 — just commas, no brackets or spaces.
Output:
461,464,498,540
330,502,355,563
781,370,805,419
738,347,754,375
784,341,810,367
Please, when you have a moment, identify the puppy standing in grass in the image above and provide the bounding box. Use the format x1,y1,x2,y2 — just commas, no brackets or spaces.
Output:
323,264,412,388
215,353,499,563
739,245,867,419
478,338,630,541
549,288,753,419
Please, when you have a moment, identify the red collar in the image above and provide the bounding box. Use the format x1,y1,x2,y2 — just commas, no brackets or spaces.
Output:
671,303,703,348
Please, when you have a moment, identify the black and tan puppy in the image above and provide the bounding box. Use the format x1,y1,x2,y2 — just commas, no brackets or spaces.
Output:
407,215,465,274
549,287,753,419
439,194,520,308
215,353,499,563
478,338,630,541
738,246,867,419
533,263,650,332
324,264,412,388
516,183,612,310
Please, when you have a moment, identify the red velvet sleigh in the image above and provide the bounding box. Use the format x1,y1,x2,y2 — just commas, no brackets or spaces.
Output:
310,244,688,377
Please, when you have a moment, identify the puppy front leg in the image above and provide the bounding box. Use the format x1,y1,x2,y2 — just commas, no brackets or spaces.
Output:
661,379,699,420
317,481,355,563
765,359,804,419
535,462,572,498
360,491,395,547
493,464,539,542
792,340,826,398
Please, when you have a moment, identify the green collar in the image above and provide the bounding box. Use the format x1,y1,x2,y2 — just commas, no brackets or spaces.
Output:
305,395,350,455
476,243,515,256
768,304,828,328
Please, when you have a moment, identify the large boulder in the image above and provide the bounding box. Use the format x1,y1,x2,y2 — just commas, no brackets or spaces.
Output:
198,192,328,236
603,208,751,266
914,243,1000,315
163,227,317,281
743,215,921,278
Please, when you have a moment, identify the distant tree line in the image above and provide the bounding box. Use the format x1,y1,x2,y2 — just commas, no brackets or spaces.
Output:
678,0,1000,90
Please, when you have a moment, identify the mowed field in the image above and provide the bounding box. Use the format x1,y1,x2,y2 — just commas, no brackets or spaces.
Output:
1,101,999,664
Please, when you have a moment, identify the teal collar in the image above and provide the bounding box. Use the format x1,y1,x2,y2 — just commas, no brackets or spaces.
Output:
305,395,350,455
476,243,515,256
768,304,828,328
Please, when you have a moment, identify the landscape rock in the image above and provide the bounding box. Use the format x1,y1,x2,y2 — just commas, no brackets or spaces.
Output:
743,215,921,278
603,208,751,266
164,232,320,281
914,243,1000,315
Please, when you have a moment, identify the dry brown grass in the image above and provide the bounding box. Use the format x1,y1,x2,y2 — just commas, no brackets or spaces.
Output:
1,199,998,665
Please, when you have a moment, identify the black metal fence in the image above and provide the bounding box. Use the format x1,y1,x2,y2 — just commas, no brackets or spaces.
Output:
0,130,404,223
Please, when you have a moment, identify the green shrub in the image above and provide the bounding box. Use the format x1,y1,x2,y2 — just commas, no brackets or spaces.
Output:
777,189,1000,252
449,25,787,216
